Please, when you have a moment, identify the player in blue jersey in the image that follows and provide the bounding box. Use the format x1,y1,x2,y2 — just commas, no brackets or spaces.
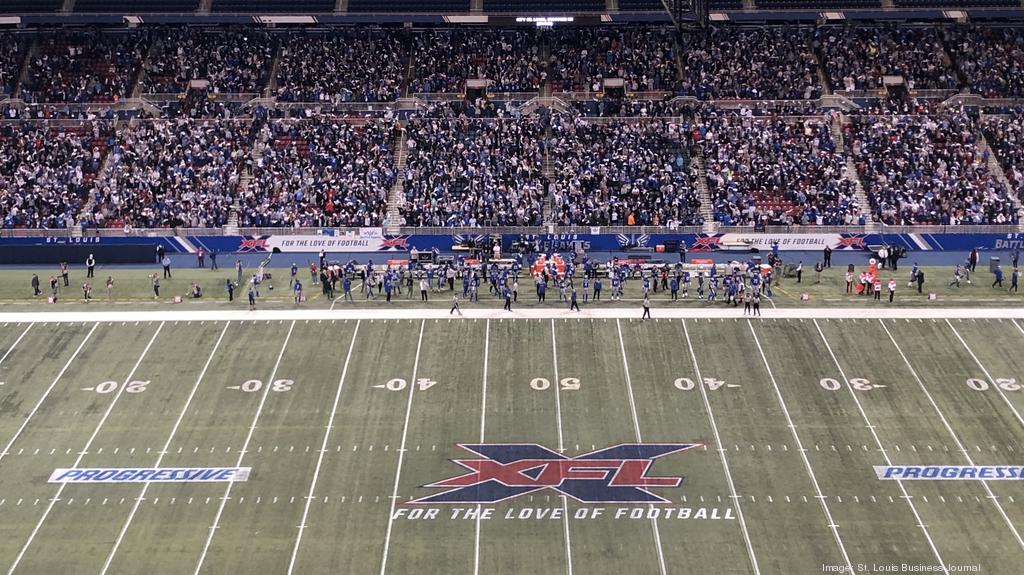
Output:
682,271,690,298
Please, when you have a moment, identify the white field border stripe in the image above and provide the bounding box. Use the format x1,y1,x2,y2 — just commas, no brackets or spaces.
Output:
193,320,297,575
812,320,948,575
4,307,1024,324
746,319,854,573
287,320,361,575
615,319,667,575
0,323,97,467
472,320,490,575
379,320,426,575
550,319,573,575
101,322,231,575
0,323,32,367
945,319,1024,429
680,319,760,575
879,320,1024,549
7,322,164,575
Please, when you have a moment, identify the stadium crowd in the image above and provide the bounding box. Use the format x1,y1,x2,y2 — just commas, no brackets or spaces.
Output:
398,110,547,227
276,31,407,103
849,111,1019,225
699,114,861,226
0,120,114,229
409,29,544,94
1,26,1024,230
818,27,958,92
549,115,703,227
678,28,821,100
241,117,397,228
142,29,273,94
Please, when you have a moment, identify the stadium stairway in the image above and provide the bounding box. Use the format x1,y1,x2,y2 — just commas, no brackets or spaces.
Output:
61,0,74,12
11,39,37,100
691,149,715,232
131,36,161,100
542,125,555,225
834,112,873,230
977,130,1024,225
264,44,283,98
386,127,408,231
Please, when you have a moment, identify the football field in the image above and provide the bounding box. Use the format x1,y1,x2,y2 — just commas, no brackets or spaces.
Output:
1,311,1024,574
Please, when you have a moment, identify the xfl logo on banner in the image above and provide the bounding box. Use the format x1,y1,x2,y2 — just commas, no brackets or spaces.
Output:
411,443,699,504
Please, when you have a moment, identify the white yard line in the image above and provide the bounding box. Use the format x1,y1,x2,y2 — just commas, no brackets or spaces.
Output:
550,319,573,575
3,307,1024,324
812,320,948,575
472,320,490,575
944,319,1024,429
879,320,1024,550
746,320,854,574
379,320,426,575
615,320,667,575
100,322,231,575
1012,318,1024,339
7,322,164,575
679,319,760,575
287,320,361,575
0,323,97,467
0,323,32,367
193,320,297,575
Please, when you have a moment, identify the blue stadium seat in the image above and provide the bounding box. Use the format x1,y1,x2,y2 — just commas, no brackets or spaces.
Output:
0,0,61,13
708,0,743,8
347,0,469,11
617,0,666,10
756,0,880,8
75,0,200,11
212,0,335,11
482,0,605,11
894,0,1017,6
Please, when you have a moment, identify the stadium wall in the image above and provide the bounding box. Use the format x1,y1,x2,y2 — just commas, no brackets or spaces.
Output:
1,232,1022,255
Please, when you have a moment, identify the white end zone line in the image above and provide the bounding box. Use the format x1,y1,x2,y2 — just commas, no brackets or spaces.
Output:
100,322,231,575
812,320,948,575
193,320,297,575
288,320,361,575
3,307,1024,324
615,319,667,575
945,319,1024,430
880,320,1024,550
0,323,97,468
680,319,760,575
550,319,573,575
7,322,165,575
0,323,32,367
379,320,426,575
472,320,490,575
746,320,855,574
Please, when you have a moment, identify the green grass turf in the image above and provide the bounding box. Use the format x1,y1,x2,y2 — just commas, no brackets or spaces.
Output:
0,317,1023,573
0,264,1021,311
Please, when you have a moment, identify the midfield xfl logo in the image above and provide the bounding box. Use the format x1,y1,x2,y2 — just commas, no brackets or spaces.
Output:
411,443,700,504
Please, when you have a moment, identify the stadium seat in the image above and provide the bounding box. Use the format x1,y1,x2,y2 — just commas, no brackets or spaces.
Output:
0,0,61,13
347,0,470,11
755,0,880,8
617,0,666,10
895,0,1017,6
212,0,335,11
481,0,605,11
75,0,200,11
708,0,743,9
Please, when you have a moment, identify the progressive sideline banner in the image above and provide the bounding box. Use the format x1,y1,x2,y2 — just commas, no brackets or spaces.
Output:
48,467,251,483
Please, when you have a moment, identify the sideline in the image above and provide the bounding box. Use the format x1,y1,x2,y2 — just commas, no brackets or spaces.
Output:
1,307,1024,323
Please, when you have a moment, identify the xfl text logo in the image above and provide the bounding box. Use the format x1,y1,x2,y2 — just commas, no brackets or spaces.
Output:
411,443,699,504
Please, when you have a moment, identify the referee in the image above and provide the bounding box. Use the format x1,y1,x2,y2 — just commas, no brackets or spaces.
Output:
450,294,462,316
641,295,651,320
